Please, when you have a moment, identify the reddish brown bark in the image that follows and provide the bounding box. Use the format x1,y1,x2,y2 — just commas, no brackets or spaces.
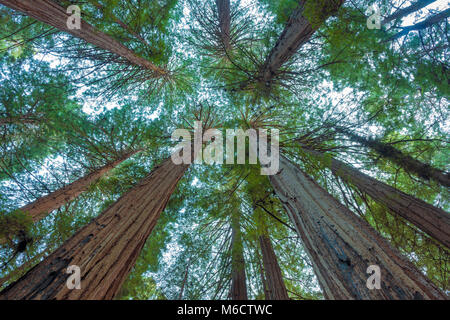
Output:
19,150,140,223
269,156,446,299
230,212,248,300
178,261,190,300
257,253,270,299
301,147,450,248
0,0,167,76
0,248,50,289
260,0,344,83
0,157,189,299
259,234,289,300
216,0,232,51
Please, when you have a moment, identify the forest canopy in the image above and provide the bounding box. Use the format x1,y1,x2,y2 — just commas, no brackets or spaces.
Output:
0,0,448,300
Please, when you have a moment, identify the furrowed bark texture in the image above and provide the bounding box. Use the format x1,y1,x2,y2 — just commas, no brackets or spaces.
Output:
260,0,344,83
302,147,450,248
0,0,167,75
20,150,140,223
0,248,50,288
268,156,446,299
339,129,450,187
230,212,248,300
259,234,290,300
0,157,188,299
216,0,232,51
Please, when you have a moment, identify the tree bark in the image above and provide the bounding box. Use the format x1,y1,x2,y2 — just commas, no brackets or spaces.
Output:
390,8,450,40
18,149,141,223
216,0,232,51
178,261,189,300
0,157,189,299
0,248,50,289
260,0,344,83
259,234,290,300
0,0,167,76
383,0,437,25
301,147,450,248
337,129,450,187
268,155,446,299
230,211,248,300
0,116,40,126
256,251,270,299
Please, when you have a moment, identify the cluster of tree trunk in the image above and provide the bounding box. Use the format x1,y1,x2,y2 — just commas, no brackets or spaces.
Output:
0,157,189,299
299,145,450,248
268,155,446,299
1,0,448,301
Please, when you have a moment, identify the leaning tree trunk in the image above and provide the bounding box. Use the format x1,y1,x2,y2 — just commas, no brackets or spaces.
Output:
268,155,446,299
301,147,450,248
337,128,450,187
0,157,189,299
178,261,190,300
0,0,167,76
216,0,232,51
230,211,248,300
382,0,437,25
0,247,51,289
256,251,271,299
260,0,344,83
390,8,450,40
259,233,290,300
18,150,141,223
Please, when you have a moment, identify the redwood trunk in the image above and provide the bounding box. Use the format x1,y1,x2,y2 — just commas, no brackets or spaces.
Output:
260,0,344,83
0,0,167,75
0,157,189,299
259,234,289,300
268,156,446,299
338,129,450,187
216,0,232,51
230,212,248,300
383,0,437,25
302,147,450,248
0,248,50,288
19,150,140,223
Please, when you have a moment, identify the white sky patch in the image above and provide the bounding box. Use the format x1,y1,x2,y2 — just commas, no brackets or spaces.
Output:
191,176,200,187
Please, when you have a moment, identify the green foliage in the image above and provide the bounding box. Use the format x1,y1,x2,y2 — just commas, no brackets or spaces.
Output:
0,209,32,247
0,0,448,300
